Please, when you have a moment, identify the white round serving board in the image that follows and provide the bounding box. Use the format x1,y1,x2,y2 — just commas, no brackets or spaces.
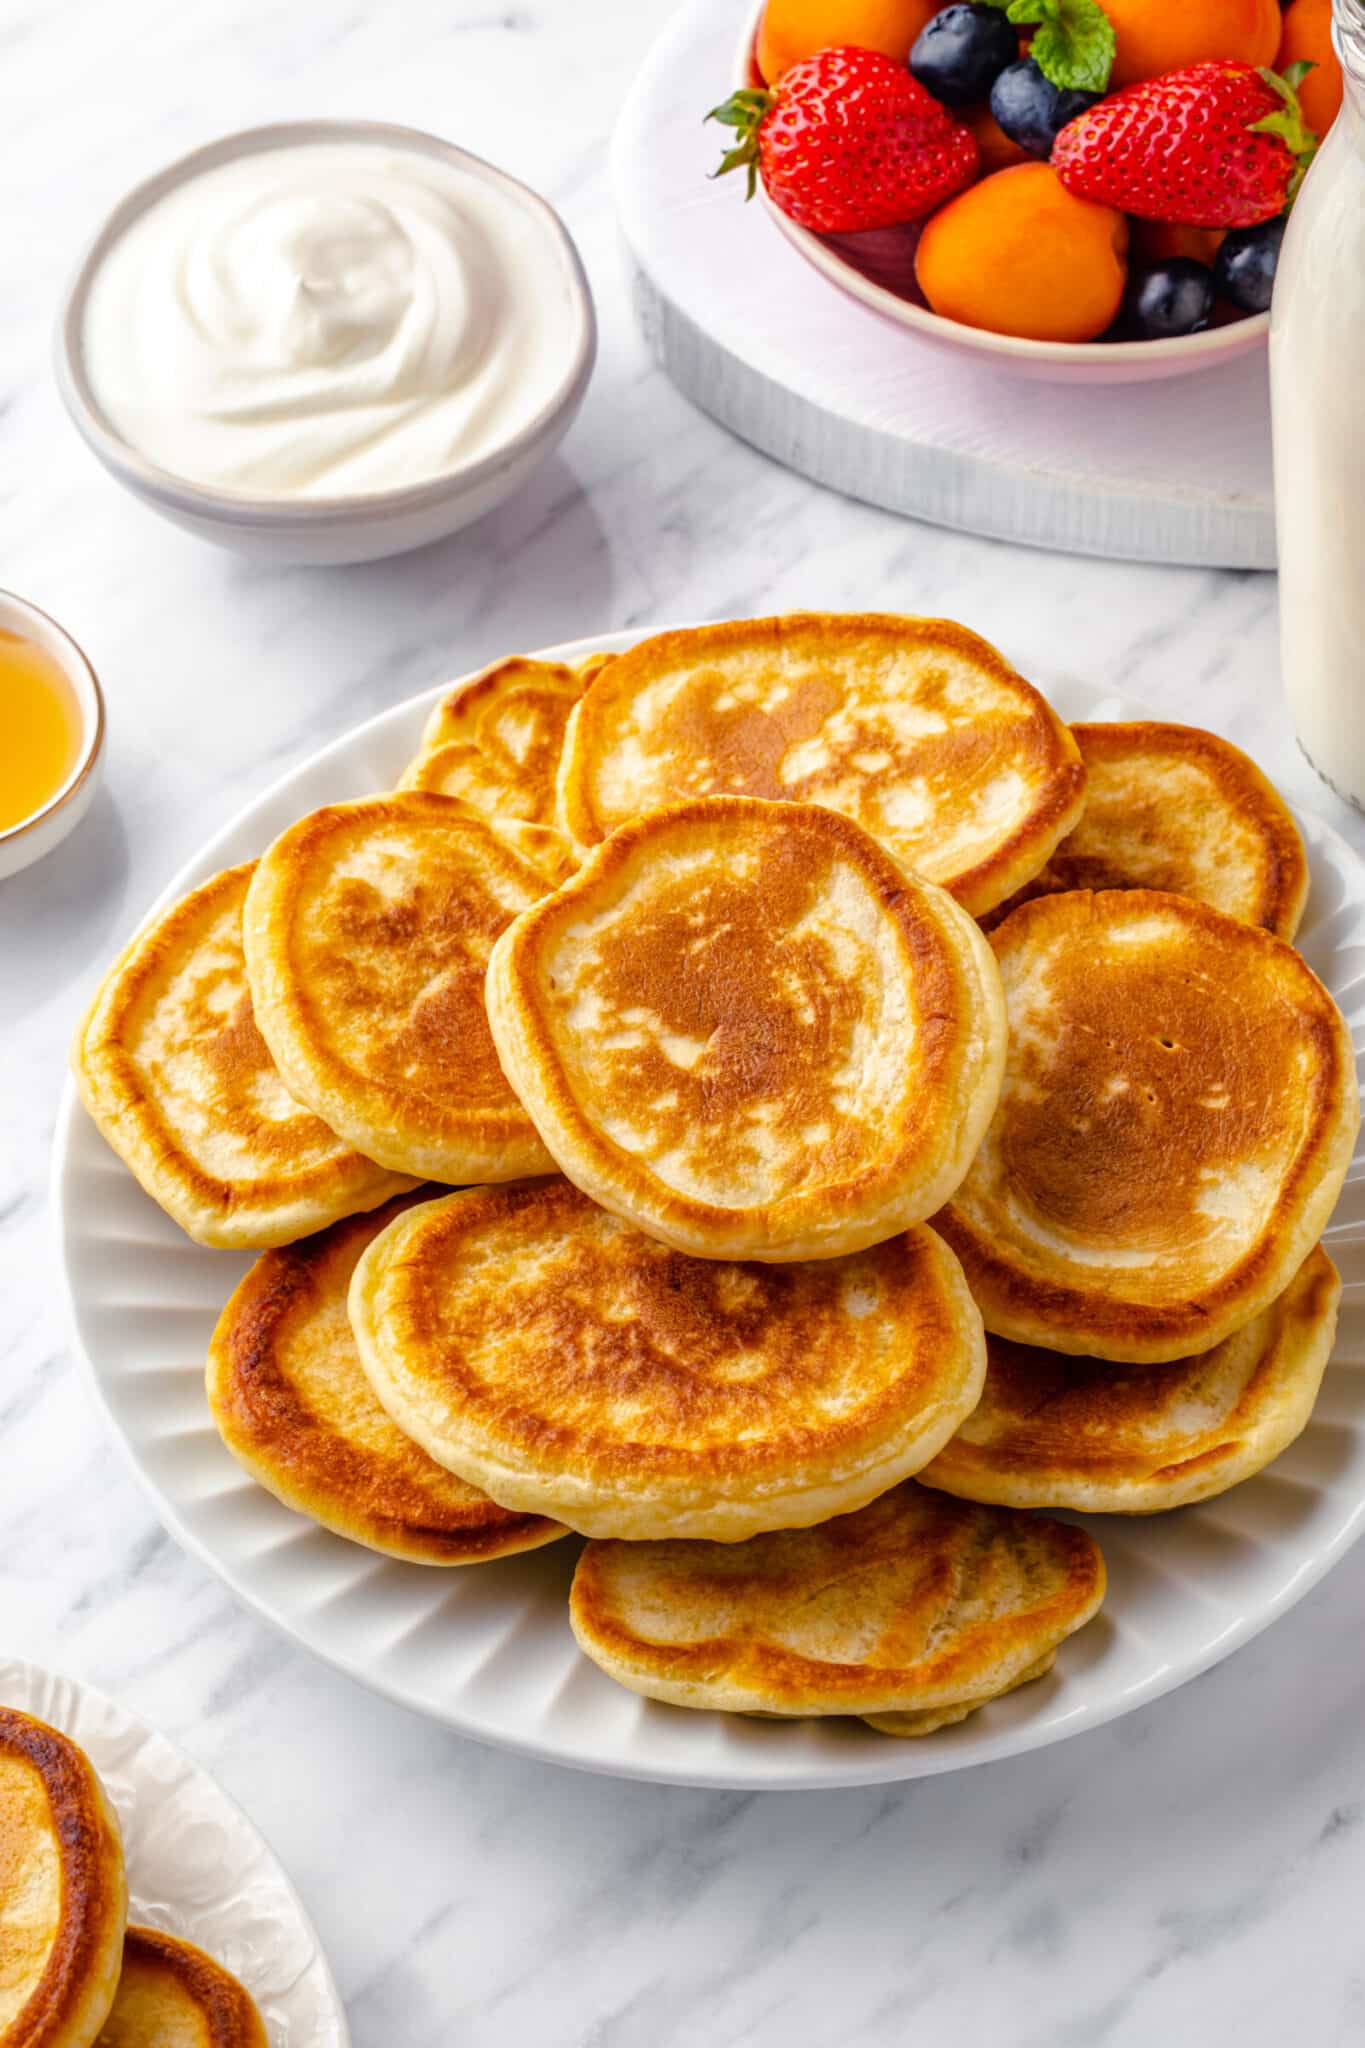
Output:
613,0,1277,569
0,1659,348,2044
54,632,1365,1790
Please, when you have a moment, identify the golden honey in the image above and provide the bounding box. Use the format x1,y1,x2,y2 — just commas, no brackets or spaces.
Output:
0,629,81,832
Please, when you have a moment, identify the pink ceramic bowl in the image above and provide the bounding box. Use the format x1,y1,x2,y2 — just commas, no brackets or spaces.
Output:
735,4,1269,384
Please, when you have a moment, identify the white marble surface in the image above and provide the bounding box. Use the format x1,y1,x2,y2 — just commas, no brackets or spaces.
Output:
4,3,1365,2043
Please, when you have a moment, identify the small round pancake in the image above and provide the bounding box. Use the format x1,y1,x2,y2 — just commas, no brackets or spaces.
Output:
920,1246,1340,1514
985,722,1309,938
243,794,555,1185
0,1707,127,2048
555,615,1086,915
938,890,1359,1363
400,650,611,825
95,1927,265,2048
207,1193,564,1564
348,1181,988,1542
486,797,1007,1262
72,864,412,1250
568,1482,1105,1732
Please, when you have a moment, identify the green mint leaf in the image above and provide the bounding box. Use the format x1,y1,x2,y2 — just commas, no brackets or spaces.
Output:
1029,0,1115,93
977,0,1114,91
1005,0,1061,26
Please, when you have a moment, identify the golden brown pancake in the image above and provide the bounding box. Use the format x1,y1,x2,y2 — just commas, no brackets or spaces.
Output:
400,651,611,825
938,890,1359,1362
0,1708,127,2048
555,615,1086,915
243,794,555,1185
569,1482,1105,1733
207,1193,564,1563
985,722,1309,938
96,1927,265,2048
72,864,413,1250
348,1181,988,1541
486,796,1007,1262
920,1245,1340,1513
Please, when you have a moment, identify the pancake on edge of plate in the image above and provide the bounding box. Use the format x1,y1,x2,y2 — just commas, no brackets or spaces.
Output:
242,793,556,1186
207,1192,565,1565
918,1244,1340,1514
94,1927,265,2048
72,863,415,1250
400,650,613,825
554,614,1087,917
485,795,1008,1263
936,888,1359,1363
568,1481,1106,1736
984,721,1310,938
0,1707,127,2048
347,1179,988,1542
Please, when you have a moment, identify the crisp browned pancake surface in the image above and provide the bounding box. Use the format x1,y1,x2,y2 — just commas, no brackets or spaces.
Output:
986,722,1309,938
556,615,1086,915
486,796,1007,1261
243,795,555,1184
349,1181,988,1541
920,1246,1340,1512
208,1193,565,1564
96,1926,266,2048
938,890,1359,1362
0,1707,127,2048
569,1482,1105,1733
72,864,411,1249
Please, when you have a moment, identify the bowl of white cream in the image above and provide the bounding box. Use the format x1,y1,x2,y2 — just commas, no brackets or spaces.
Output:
56,121,596,565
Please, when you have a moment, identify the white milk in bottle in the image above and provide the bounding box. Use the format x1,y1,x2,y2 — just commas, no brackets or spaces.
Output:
1272,0,1365,807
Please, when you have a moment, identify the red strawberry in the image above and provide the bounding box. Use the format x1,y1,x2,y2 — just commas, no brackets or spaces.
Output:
1051,61,1318,229
707,46,980,235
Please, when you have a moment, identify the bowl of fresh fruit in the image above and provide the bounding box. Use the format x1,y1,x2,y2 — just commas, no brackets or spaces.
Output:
711,0,1340,378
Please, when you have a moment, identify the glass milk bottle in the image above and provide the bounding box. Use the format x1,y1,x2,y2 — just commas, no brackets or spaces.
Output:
1272,0,1365,810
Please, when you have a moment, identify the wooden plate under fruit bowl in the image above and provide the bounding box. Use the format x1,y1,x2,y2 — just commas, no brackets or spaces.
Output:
735,1,1270,384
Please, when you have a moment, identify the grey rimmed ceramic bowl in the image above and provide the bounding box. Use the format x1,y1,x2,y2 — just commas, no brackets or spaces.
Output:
0,591,105,880
54,120,597,566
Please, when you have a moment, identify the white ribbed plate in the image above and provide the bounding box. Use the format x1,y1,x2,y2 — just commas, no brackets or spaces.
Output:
53,634,1365,1788
0,1659,348,2043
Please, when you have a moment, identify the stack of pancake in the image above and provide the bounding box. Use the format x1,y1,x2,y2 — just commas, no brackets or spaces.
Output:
73,614,1359,1741
0,1705,265,2047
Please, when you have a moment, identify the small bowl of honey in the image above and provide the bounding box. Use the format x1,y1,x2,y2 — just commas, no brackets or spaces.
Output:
0,591,104,880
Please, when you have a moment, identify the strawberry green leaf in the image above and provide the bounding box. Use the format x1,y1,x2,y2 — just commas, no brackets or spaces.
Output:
705,87,774,200
1250,65,1320,206
981,0,1114,93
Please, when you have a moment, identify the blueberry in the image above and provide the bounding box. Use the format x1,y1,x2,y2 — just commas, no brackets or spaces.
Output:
1124,260,1217,341
990,59,1098,158
909,4,1018,105
1214,218,1286,314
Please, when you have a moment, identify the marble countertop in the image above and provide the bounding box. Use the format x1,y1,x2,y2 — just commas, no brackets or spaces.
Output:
5,2,1365,2042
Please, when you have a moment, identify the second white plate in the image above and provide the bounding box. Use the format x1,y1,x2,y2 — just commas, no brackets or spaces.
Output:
54,634,1365,1788
0,1660,348,2045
